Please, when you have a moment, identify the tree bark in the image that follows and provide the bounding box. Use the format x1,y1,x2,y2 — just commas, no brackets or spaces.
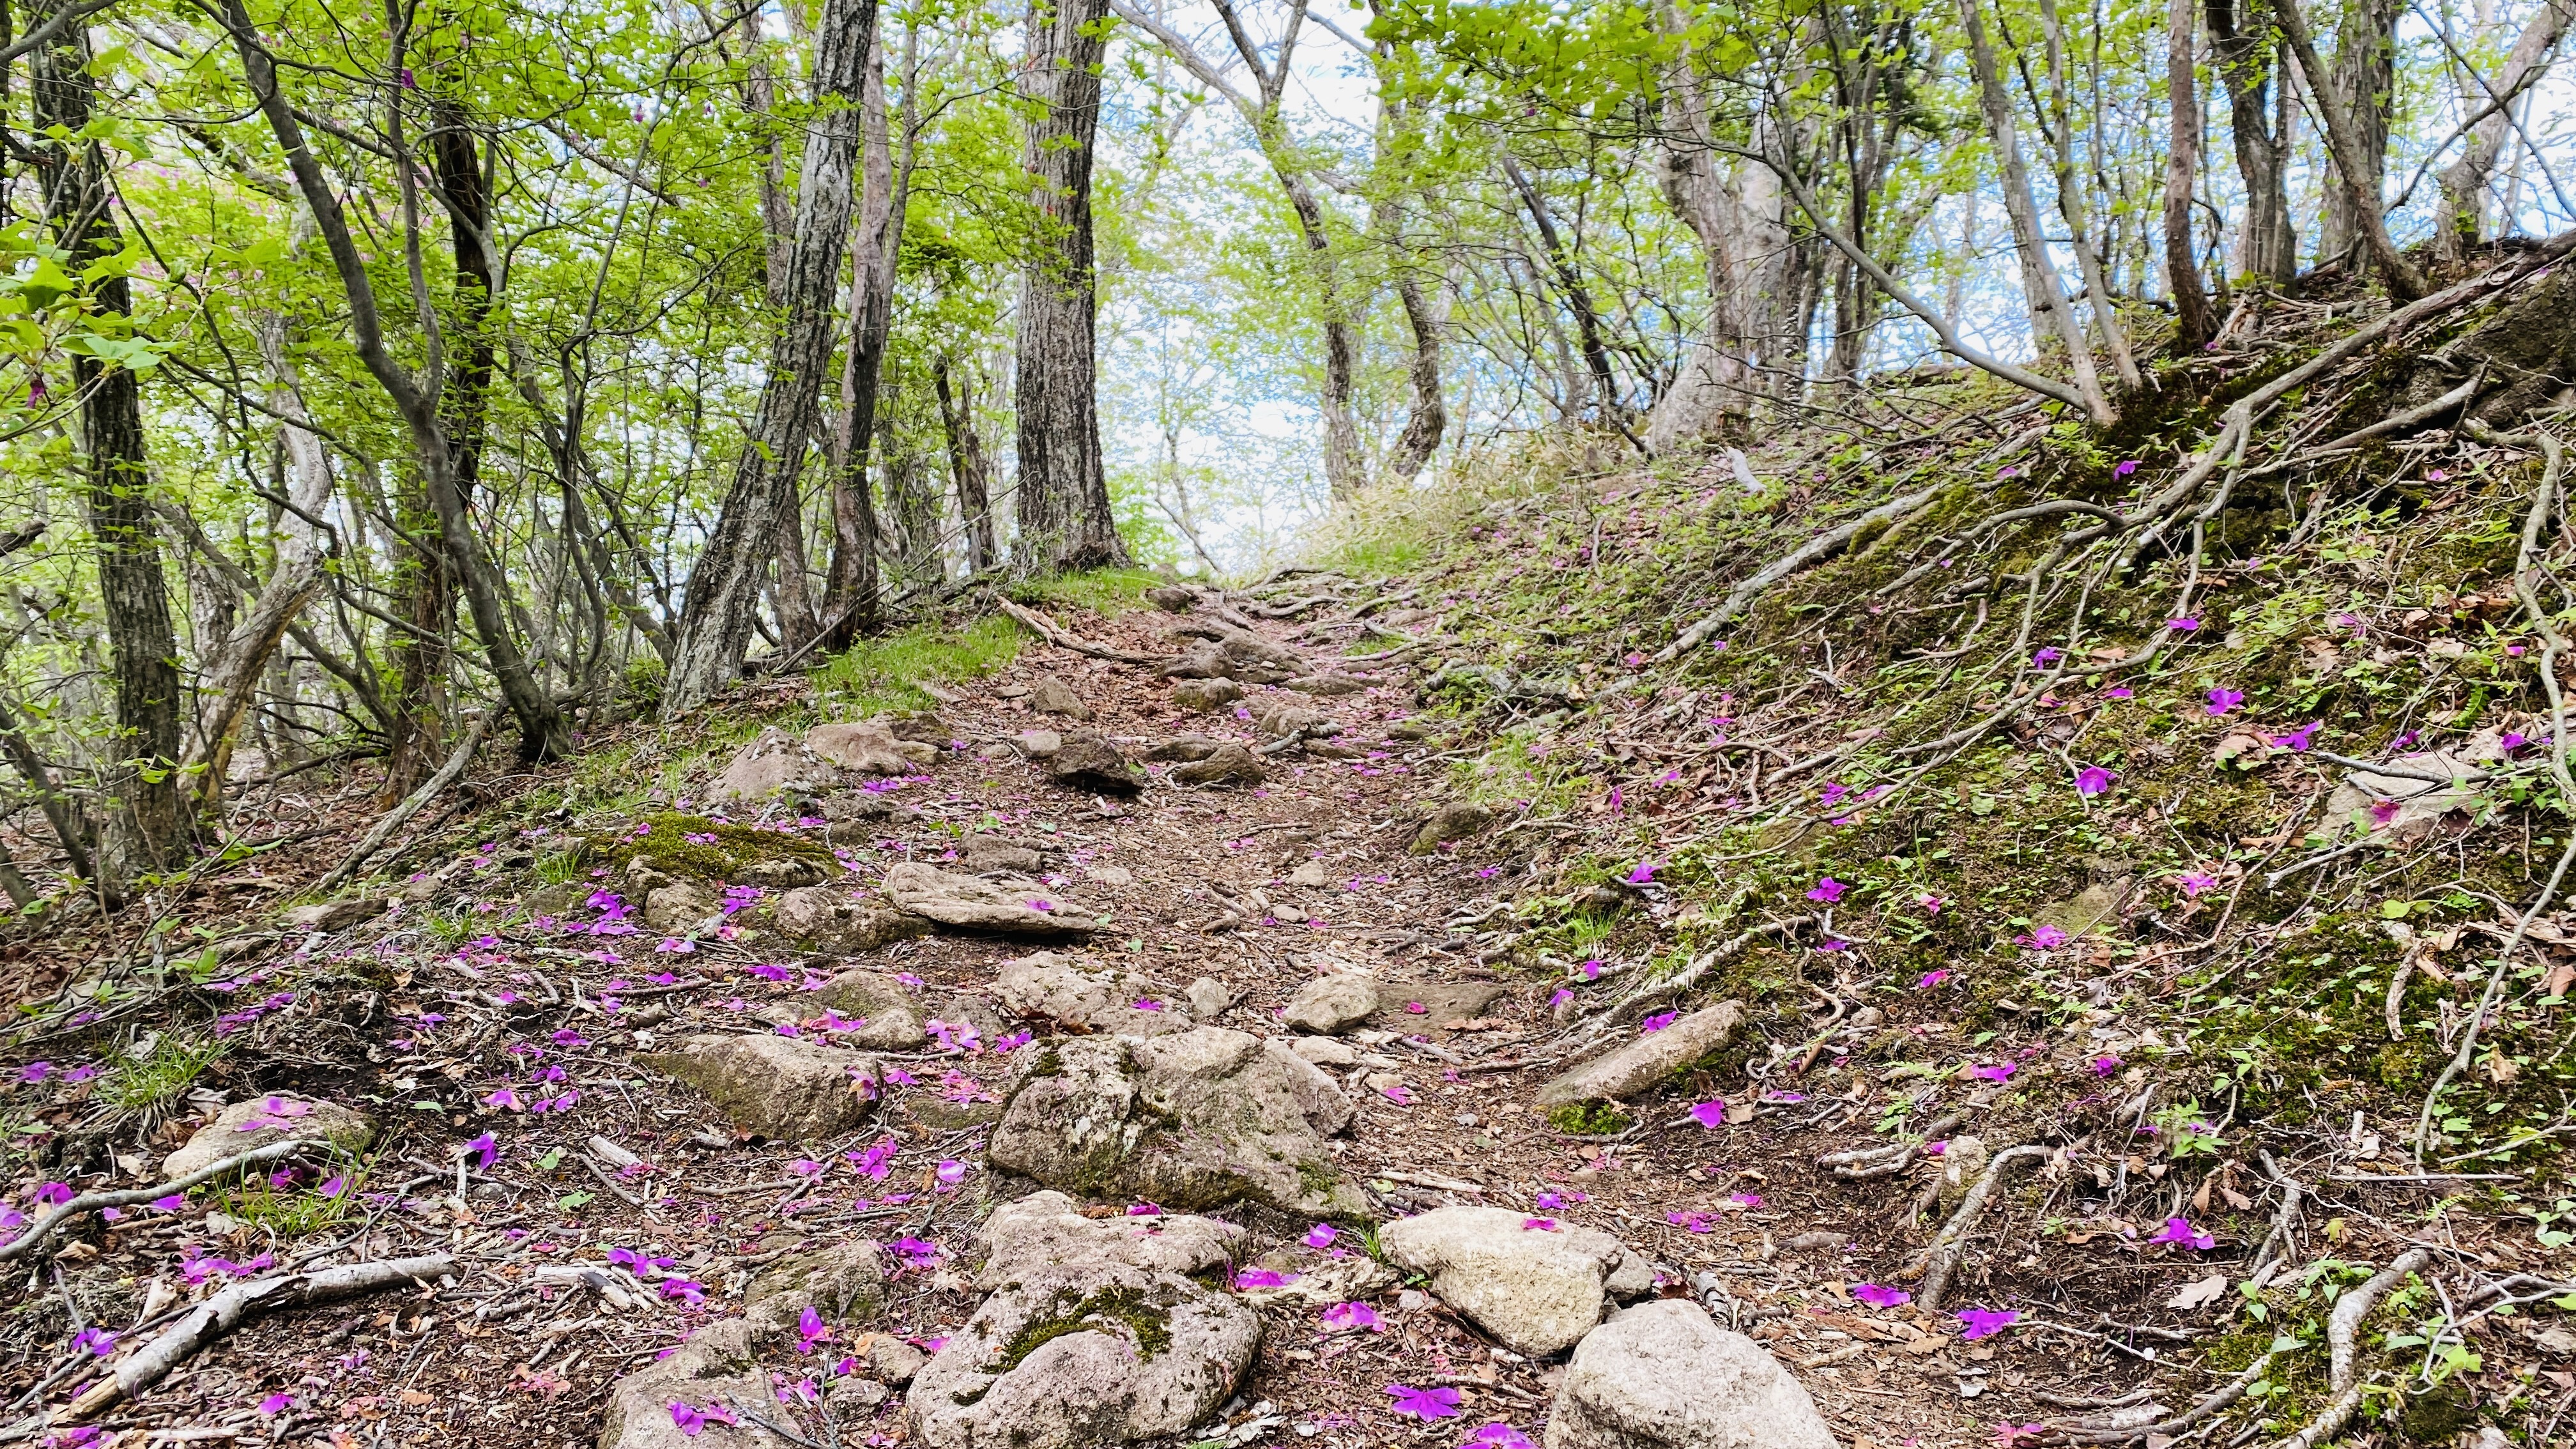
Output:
2434,0,2572,259
1015,0,1126,572
2206,0,2298,286
2035,0,2142,392
1649,63,1801,448
826,22,913,644
1958,0,2116,425
663,0,880,714
1501,154,1621,420
2164,0,2220,349
1369,30,1446,483
31,1,187,885
2273,0,2423,297
2319,0,2400,264
934,358,999,573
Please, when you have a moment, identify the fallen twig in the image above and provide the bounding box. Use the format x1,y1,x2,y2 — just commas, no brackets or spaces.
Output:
1917,1143,2051,1310
990,594,1163,666
0,1140,324,1263
2259,1249,2431,1449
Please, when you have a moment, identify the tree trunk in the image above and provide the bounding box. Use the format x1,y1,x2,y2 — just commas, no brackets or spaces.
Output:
1370,42,1445,484
2164,0,2220,349
2206,0,2297,286
934,358,999,572
187,317,336,815
1649,66,1801,448
2434,0,2573,259
1502,155,1621,420
2319,0,2400,264
2035,0,2143,392
663,0,880,714
2274,0,2423,298
31,2,186,886
1014,0,1126,572
1958,0,2115,425
826,22,914,645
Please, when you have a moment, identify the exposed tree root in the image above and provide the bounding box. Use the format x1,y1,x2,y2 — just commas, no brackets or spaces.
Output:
1915,1143,2051,1310
990,593,1165,666
0,1140,323,1264
2258,1249,2432,1449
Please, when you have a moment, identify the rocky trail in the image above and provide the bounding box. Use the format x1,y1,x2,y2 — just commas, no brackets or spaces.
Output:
0,584,2034,1449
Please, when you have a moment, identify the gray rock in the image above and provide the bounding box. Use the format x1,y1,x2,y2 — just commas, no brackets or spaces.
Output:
1284,859,1332,888
712,726,832,804
1013,730,1063,758
972,1190,1244,1289
1280,974,1379,1035
805,720,937,775
1288,1036,1358,1067
1028,677,1095,720
1146,585,1201,613
1169,678,1243,712
801,967,931,1050
1282,675,1371,696
822,789,922,824
988,1028,1365,1218
1170,744,1265,787
280,898,388,933
960,835,1046,873
905,1261,1259,1449
1048,732,1147,795
1144,735,1226,762
1409,801,1494,855
638,1034,881,1141
881,863,1099,937
990,952,1190,1034
770,887,935,957
1227,1248,1395,1308
644,881,717,934
598,1320,795,1449
1184,976,1233,1019
744,1240,885,1333
1254,703,1335,740
1545,1300,1839,1449
164,1095,375,1178
867,1337,928,1386
2326,751,2478,841
1086,864,1133,887
1535,1002,1745,1108
1379,1206,1655,1357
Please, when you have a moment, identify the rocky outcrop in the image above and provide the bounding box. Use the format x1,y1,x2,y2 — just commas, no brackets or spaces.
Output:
711,727,832,804
638,1034,880,1140
987,1028,1365,1217
599,1320,799,1449
164,1094,375,1177
1535,1002,1745,1107
1377,1206,1654,1356
972,1190,1243,1287
769,886,935,957
805,721,937,775
1545,1301,1839,1449
881,863,1099,937
1280,974,1378,1035
990,952,1192,1034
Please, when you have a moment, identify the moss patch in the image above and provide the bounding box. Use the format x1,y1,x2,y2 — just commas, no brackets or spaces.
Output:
579,813,835,880
990,1284,1174,1375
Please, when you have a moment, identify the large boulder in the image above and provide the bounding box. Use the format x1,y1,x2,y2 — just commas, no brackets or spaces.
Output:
988,1028,1365,1218
972,1190,1243,1289
164,1094,375,1177
991,952,1193,1034
1280,974,1378,1036
906,1260,1259,1449
711,726,833,804
769,885,935,956
599,1320,796,1449
638,1034,881,1141
1048,732,1147,795
1545,1300,1839,1449
799,967,932,1050
1377,1206,1654,1357
881,863,1099,937
1535,1002,1745,1108
805,721,936,776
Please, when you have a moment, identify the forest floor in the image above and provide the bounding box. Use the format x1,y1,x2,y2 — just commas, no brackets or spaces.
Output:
11,261,2576,1449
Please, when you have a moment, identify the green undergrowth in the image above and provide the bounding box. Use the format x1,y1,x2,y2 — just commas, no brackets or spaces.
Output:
1008,565,1162,618
811,613,1023,716
578,813,836,879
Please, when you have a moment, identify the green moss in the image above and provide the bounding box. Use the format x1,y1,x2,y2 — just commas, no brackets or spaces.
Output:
580,813,835,880
1547,1101,1633,1134
990,1284,1173,1374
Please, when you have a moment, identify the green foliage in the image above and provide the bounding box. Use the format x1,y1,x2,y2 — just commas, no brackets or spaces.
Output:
811,615,1023,716
103,1034,229,1120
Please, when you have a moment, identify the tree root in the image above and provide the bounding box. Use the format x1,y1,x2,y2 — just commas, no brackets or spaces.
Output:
2048,1347,2282,1444
1820,1112,1965,1181
65,1254,454,1420
2258,1248,2431,1449
990,593,1164,666
1915,1143,2051,1310
0,1139,323,1264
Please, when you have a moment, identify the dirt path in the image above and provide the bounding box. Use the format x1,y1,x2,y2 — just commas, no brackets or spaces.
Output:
4,594,2033,1449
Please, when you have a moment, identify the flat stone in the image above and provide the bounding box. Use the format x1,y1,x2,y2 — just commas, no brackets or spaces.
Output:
598,1321,795,1449
164,1094,375,1177
990,952,1190,1034
1013,730,1063,758
1378,1206,1653,1357
1028,677,1094,720
1281,974,1379,1035
1285,860,1332,888
1535,1001,1745,1108
712,726,832,804
1254,703,1335,740
280,898,389,933
1288,1036,1358,1067
801,967,931,1050
769,886,935,956
972,1190,1245,1289
960,836,1046,873
1048,732,1147,795
1282,675,1371,696
1169,678,1243,712
988,1027,1364,1218
1145,735,1226,762
1170,744,1265,787
805,721,935,775
1087,865,1133,887
881,863,1099,937
1545,1300,1839,1449
638,1034,881,1141
1409,801,1494,855
2327,750,2481,841
1369,979,1510,1030
743,1239,885,1333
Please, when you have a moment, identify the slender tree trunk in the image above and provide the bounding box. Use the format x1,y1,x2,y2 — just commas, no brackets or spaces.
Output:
2274,0,2423,297
2207,0,2298,286
2434,0,2573,259
934,358,999,573
2036,0,2142,392
31,3,185,887
1370,40,1445,484
2320,0,2400,264
1958,0,2115,425
2164,0,2220,349
1501,155,1620,419
826,23,914,645
1650,67,1800,448
1014,0,1126,572
663,0,880,713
